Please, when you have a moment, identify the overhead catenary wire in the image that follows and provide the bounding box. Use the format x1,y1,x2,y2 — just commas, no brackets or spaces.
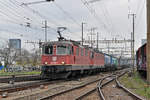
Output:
90,1,114,33
54,2,81,27
0,0,55,40
9,0,46,26
0,0,43,29
135,0,146,29
0,0,87,40
0,0,41,27
80,0,111,33
135,0,143,15
0,1,24,21
97,3,115,37
19,1,76,33
17,0,80,30
102,3,116,34
0,0,74,43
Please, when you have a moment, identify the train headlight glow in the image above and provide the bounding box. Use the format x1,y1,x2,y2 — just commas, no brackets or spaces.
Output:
61,62,65,65
45,62,48,65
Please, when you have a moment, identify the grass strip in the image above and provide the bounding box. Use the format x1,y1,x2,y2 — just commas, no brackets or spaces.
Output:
0,70,41,76
120,71,150,99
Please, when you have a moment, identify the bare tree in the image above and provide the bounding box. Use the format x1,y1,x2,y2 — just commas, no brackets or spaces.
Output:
16,49,30,67
0,42,19,71
30,49,41,67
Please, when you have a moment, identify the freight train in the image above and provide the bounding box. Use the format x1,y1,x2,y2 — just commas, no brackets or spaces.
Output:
136,43,146,74
40,30,127,79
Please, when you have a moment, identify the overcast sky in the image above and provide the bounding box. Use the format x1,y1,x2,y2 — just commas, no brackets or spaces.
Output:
0,0,147,52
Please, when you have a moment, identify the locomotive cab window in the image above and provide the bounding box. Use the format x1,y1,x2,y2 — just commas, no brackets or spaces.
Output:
56,45,72,55
57,45,67,55
44,45,53,54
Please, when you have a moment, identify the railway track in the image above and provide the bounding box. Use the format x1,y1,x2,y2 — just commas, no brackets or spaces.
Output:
0,79,67,96
0,72,111,99
74,73,122,100
0,72,110,98
0,69,138,100
75,72,145,100
98,74,145,100
38,70,125,100
38,77,103,100
38,70,145,100
0,75,41,83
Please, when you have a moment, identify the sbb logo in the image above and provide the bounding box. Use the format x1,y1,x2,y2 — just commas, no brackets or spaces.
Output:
52,57,57,62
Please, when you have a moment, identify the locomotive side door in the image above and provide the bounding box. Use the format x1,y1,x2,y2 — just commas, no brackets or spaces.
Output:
90,51,94,66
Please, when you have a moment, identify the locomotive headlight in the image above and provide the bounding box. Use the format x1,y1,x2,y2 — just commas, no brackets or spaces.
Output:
61,62,65,65
45,62,48,65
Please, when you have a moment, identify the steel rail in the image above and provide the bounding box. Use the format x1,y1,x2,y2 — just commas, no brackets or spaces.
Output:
74,75,112,100
38,75,112,100
0,75,41,83
75,88,97,100
74,71,127,100
116,77,146,100
97,72,127,100
98,71,145,100
0,80,65,95
97,76,116,100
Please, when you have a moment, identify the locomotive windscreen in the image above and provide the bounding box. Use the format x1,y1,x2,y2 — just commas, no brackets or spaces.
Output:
57,45,67,55
43,45,53,54
56,45,72,55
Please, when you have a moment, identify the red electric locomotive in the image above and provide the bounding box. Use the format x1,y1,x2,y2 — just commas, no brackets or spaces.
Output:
41,29,105,79
41,39,105,79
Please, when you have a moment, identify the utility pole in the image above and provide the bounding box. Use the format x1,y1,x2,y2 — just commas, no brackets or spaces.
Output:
97,32,99,49
90,27,96,48
82,22,86,46
147,0,150,84
129,13,136,71
107,42,110,54
91,28,93,47
42,20,48,42
131,32,133,67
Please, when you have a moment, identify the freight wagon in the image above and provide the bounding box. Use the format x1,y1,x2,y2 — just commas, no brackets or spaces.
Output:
136,43,146,74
